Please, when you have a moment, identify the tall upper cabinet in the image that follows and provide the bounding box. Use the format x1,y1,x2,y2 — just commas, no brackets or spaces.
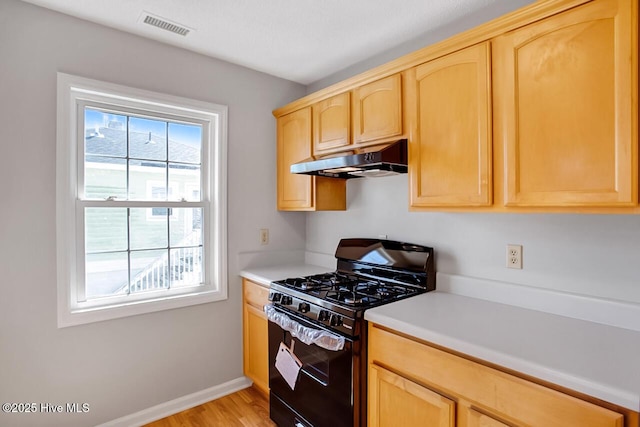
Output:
493,0,637,207
407,42,492,207
277,108,346,211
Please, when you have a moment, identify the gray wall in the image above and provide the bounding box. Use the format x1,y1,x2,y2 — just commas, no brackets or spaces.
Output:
0,1,306,426
306,176,640,304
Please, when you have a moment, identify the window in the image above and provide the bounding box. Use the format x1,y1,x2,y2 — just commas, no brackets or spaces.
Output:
56,73,227,327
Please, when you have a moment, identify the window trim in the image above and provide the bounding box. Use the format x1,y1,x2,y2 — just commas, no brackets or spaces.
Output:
56,72,228,327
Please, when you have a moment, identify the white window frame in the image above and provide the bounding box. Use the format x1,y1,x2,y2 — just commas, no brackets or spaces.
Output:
56,73,228,327
145,181,180,220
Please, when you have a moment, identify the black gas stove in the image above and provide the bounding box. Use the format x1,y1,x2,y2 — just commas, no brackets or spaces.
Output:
267,238,435,427
269,238,435,338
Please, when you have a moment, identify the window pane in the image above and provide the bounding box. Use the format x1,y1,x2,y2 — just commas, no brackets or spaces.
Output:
85,208,128,253
170,247,202,288
84,156,127,200
85,109,127,157
129,117,167,161
130,249,169,293
129,208,168,250
168,164,201,201
85,252,129,299
169,122,202,164
170,208,203,247
128,160,166,200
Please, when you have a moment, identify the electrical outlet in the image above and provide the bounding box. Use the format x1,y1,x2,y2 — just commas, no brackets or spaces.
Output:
507,244,522,269
260,228,269,245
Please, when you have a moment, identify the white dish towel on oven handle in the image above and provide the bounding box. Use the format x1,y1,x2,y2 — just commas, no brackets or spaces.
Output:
264,305,345,351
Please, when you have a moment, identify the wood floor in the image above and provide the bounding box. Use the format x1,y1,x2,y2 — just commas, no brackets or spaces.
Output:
144,386,276,427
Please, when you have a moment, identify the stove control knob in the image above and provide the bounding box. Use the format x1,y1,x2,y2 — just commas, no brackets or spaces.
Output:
318,310,330,322
281,295,293,305
298,302,310,313
330,314,343,327
269,292,282,302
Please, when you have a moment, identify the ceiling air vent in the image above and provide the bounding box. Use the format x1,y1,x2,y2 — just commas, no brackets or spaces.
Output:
141,12,191,36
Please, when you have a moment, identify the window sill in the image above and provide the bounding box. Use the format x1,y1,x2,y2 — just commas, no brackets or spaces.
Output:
57,288,226,328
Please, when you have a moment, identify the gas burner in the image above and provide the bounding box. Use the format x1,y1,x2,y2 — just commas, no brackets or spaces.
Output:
299,281,316,290
343,295,362,304
325,288,381,306
279,277,333,292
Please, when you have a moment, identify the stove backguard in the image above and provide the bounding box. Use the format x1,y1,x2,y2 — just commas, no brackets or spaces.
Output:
334,238,434,291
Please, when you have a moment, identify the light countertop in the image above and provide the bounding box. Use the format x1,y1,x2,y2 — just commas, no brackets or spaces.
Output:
365,291,640,412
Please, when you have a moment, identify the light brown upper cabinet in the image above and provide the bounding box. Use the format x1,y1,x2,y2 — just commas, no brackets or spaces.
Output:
407,42,492,208
273,0,638,213
352,74,403,144
312,92,351,155
277,108,346,211
277,108,313,210
493,0,637,207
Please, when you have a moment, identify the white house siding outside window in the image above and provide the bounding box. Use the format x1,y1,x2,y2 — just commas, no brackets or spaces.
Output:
56,73,227,327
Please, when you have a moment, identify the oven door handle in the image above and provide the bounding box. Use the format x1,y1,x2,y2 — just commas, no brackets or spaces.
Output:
264,305,345,351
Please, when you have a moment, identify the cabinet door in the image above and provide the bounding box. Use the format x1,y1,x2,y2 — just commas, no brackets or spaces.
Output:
243,302,269,395
352,74,403,144
277,108,313,210
369,364,455,427
494,0,637,207
313,92,351,154
409,42,492,207
277,107,347,211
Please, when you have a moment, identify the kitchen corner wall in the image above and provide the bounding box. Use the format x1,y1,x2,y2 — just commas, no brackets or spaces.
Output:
0,1,306,426
306,176,640,304
307,0,536,93
304,0,640,307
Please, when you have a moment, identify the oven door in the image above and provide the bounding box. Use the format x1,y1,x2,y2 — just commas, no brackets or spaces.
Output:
267,305,358,427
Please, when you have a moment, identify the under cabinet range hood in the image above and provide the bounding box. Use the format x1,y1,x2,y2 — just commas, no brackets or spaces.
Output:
290,139,408,179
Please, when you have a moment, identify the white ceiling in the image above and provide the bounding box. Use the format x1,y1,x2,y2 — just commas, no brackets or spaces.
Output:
20,0,504,85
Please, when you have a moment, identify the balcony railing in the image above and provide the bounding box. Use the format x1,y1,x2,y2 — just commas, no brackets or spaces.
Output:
114,233,202,294
129,246,202,293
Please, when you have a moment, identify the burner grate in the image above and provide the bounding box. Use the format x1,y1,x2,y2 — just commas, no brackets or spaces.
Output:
274,269,425,309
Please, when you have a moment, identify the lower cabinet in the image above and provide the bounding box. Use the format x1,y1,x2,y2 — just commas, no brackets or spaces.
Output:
242,279,270,395
368,324,632,427
369,364,455,427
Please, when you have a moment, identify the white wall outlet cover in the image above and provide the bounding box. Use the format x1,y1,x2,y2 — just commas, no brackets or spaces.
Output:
507,244,522,269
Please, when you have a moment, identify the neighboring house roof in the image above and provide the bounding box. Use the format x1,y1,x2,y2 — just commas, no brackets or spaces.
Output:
85,126,200,164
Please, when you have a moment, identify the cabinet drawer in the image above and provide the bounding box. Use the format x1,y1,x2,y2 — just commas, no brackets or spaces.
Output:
243,279,270,310
369,325,624,427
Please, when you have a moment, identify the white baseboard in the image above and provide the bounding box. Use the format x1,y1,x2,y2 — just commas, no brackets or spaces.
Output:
97,377,252,427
